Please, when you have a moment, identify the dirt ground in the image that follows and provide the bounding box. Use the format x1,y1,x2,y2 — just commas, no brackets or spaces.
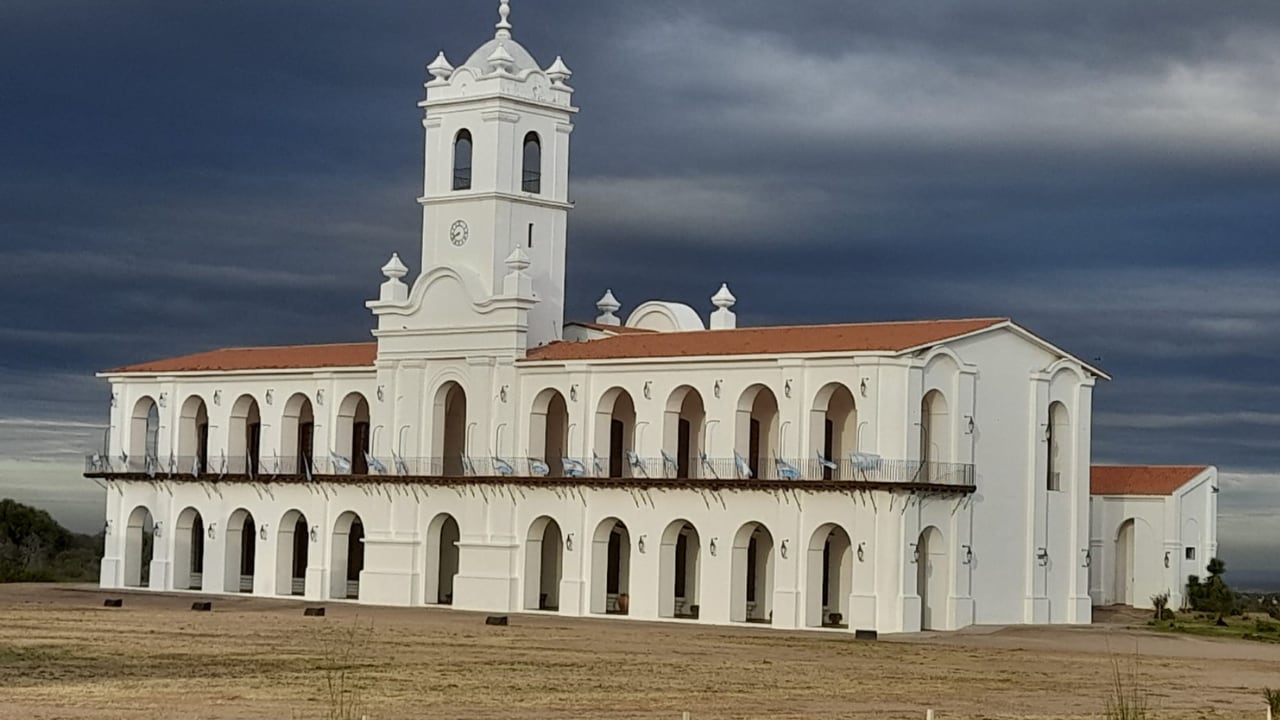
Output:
0,585,1277,719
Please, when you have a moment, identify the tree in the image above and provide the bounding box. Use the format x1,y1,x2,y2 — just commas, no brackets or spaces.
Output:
0,499,101,582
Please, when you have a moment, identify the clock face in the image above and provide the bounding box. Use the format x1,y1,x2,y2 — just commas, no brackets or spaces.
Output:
450,219,469,246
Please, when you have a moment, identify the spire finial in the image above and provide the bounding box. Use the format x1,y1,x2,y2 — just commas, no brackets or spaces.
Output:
496,0,512,39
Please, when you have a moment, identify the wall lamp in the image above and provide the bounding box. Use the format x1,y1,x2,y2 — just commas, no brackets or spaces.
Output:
856,542,865,562
965,416,975,435
153,522,164,539
962,544,973,565
1081,548,1092,568
1163,551,1171,568
859,378,868,397
713,380,722,398
1036,547,1049,567
498,385,508,403
104,519,113,536
212,390,221,406
569,385,578,402
207,523,217,540
309,526,319,543
909,542,920,564
780,539,789,559
376,385,385,402
638,534,647,553
565,532,574,551
265,389,273,405
643,381,652,400
259,524,269,541
709,538,718,556
783,379,792,398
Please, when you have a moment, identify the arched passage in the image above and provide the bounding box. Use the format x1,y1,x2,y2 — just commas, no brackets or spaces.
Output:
335,393,371,474
522,131,541,193
736,385,779,479
424,513,460,604
917,526,948,630
431,383,467,476
330,511,364,599
523,516,564,611
594,389,636,478
663,387,705,478
591,517,631,614
529,389,570,477
659,520,701,618
806,524,853,627
1047,401,1069,491
176,396,209,476
731,522,774,623
280,393,315,475
1115,518,1136,606
276,510,309,596
123,505,154,588
224,509,257,593
452,129,473,190
811,384,857,479
173,507,204,590
127,397,159,472
920,390,950,483
228,395,262,476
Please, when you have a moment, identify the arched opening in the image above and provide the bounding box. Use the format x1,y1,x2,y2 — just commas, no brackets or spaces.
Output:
663,387,705,478
659,520,701,619
594,389,636,478
228,395,262,476
811,384,857,479
1115,519,1136,606
127,397,159,472
335,393,371,474
523,516,563,611
280,393,315,476
1047,401,1069,492
173,507,204,590
920,390,950,483
432,383,468,476
224,509,257,593
522,132,541,193
330,511,364,599
452,129,473,190
731,522,775,623
591,518,631,614
176,396,209,476
123,505,154,588
529,389,569,477
425,513,460,604
276,510,309,597
806,524,853,627
917,526,948,630
736,385,779,479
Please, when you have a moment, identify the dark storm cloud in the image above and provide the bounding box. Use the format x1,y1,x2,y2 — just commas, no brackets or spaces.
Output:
1,1,1278,575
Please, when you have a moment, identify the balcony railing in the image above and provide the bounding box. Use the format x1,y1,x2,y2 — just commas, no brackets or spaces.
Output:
85,452,975,488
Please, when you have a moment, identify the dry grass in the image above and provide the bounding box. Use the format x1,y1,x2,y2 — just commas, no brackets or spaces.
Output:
0,586,1278,719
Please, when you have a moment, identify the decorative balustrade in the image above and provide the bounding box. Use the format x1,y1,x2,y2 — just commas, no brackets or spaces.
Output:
85,452,975,488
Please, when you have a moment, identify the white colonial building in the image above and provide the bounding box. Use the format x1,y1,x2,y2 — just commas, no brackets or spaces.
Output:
87,1,1204,634
1089,465,1219,611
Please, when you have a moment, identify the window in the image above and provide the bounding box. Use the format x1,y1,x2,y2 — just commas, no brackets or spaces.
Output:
527,222,534,248
452,130,472,190
1046,402,1067,491
522,132,541,193
1185,547,1196,561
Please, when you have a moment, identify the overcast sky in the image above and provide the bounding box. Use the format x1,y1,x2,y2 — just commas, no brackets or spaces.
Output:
1,1,1277,587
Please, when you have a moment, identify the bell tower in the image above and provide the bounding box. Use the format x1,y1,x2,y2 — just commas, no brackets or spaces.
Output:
417,0,576,348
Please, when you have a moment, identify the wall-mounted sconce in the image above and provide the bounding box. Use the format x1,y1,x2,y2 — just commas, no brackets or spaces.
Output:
103,519,113,535
265,389,273,405
783,379,792,398
316,389,325,406
153,521,163,539
259,524,269,541
565,532,575,551
780,539,789,559
212,390,221,406
309,526,318,543
910,542,920,564
158,392,168,408
376,385,385,402
709,538,718,556
1081,548,1092,568
569,385,578,402
962,544,973,565
499,385,508,403
856,542,865,562
638,534,647,553
1163,551,1171,568
110,392,118,408
1036,547,1049,567
713,380,722,398
965,416,975,435
1042,424,1051,442
207,523,217,540
643,381,652,400
859,378,868,397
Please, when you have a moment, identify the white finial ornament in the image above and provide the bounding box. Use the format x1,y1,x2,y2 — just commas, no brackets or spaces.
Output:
427,52,454,82
496,0,512,39
710,283,737,330
381,253,408,280
596,289,621,326
546,56,573,86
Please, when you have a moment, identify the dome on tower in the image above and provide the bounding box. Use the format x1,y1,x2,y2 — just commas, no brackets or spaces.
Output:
460,37,541,75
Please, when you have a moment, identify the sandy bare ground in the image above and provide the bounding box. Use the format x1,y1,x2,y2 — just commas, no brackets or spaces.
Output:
0,584,1277,719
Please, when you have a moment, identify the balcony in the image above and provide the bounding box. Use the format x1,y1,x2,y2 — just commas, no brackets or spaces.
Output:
85,452,975,492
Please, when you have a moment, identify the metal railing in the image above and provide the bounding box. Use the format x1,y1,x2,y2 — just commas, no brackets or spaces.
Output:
87,452,974,487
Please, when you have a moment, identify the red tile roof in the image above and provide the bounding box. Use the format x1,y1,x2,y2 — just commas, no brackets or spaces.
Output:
1090,465,1211,496
106,342,378,374
525,317,1008,361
